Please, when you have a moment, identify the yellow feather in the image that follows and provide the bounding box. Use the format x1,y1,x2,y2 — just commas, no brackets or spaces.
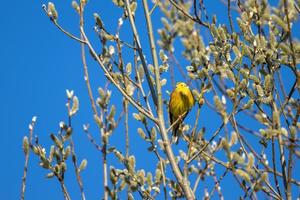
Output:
169,82,194,144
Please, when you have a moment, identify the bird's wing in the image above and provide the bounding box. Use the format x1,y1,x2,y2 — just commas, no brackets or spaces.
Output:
169,90,176,124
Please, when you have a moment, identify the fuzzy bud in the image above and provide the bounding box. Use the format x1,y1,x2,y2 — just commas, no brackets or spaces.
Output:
23,136,30,154
79,159,88,172
48,2,58,20
236,169,251,182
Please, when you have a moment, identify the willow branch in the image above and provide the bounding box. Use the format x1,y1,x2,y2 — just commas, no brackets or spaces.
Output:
169,0,208,27
210,170,224,199
142,121,167,199
231,116,281,199
78,4,108,199
184,107,201,186
83,125,102,151
134,59,153,114
187,111,234,164
80,31,98,117
21,117,36,200
283,0,297,70
272,137,282,197
66,93,86,200
56,176,71,200
283,2,297,200
95,26,136,50
142,0,160,84
42,5,86,44
43,3,154,123
142,0,195,198
233,122,300,188
227,0,234,33
70,138,86,200
21,146,30,200
124,0,158,107
115,29,131,160
80,29,156,122
149,0,160,15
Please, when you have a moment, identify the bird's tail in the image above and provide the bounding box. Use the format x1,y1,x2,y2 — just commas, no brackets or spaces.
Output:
172,124,180,144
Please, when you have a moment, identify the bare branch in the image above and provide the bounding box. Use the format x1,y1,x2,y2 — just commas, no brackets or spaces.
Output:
21,117,37,200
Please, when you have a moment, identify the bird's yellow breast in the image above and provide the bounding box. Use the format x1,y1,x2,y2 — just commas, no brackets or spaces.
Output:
169,84,194,118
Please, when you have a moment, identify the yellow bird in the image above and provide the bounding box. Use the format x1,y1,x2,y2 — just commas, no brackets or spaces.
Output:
169,82,195,144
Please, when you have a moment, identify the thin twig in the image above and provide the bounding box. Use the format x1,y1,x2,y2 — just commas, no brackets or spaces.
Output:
184,106,201,188
149,0,160,15
21,148,30,200
227,0,234,33
272,137,282,197
70,138,86,200
169,52,188,83
231,117,281,199
276,70,287,100
133,43,153,114
21,117,36,200
58,178,71,200
125,0,158,107
95,26,137,50
66,95,86,200
209,170,225,200
124,100,130,158
42,5,86,44
294,2,300,13
187,112,234,164
83,125,102,151
283,0,297,70
101,133,108,200
192,163,208,193
115,28,131,160
232,170,251,198
169,0,208,27
278,133,288,199
166,111,187,133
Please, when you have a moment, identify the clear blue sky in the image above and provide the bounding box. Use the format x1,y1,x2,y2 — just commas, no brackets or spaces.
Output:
1,0,299,199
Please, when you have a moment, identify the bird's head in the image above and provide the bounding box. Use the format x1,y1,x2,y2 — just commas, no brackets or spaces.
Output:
176,82,188,89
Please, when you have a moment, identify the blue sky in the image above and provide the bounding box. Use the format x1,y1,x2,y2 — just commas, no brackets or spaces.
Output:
1,0,299,199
